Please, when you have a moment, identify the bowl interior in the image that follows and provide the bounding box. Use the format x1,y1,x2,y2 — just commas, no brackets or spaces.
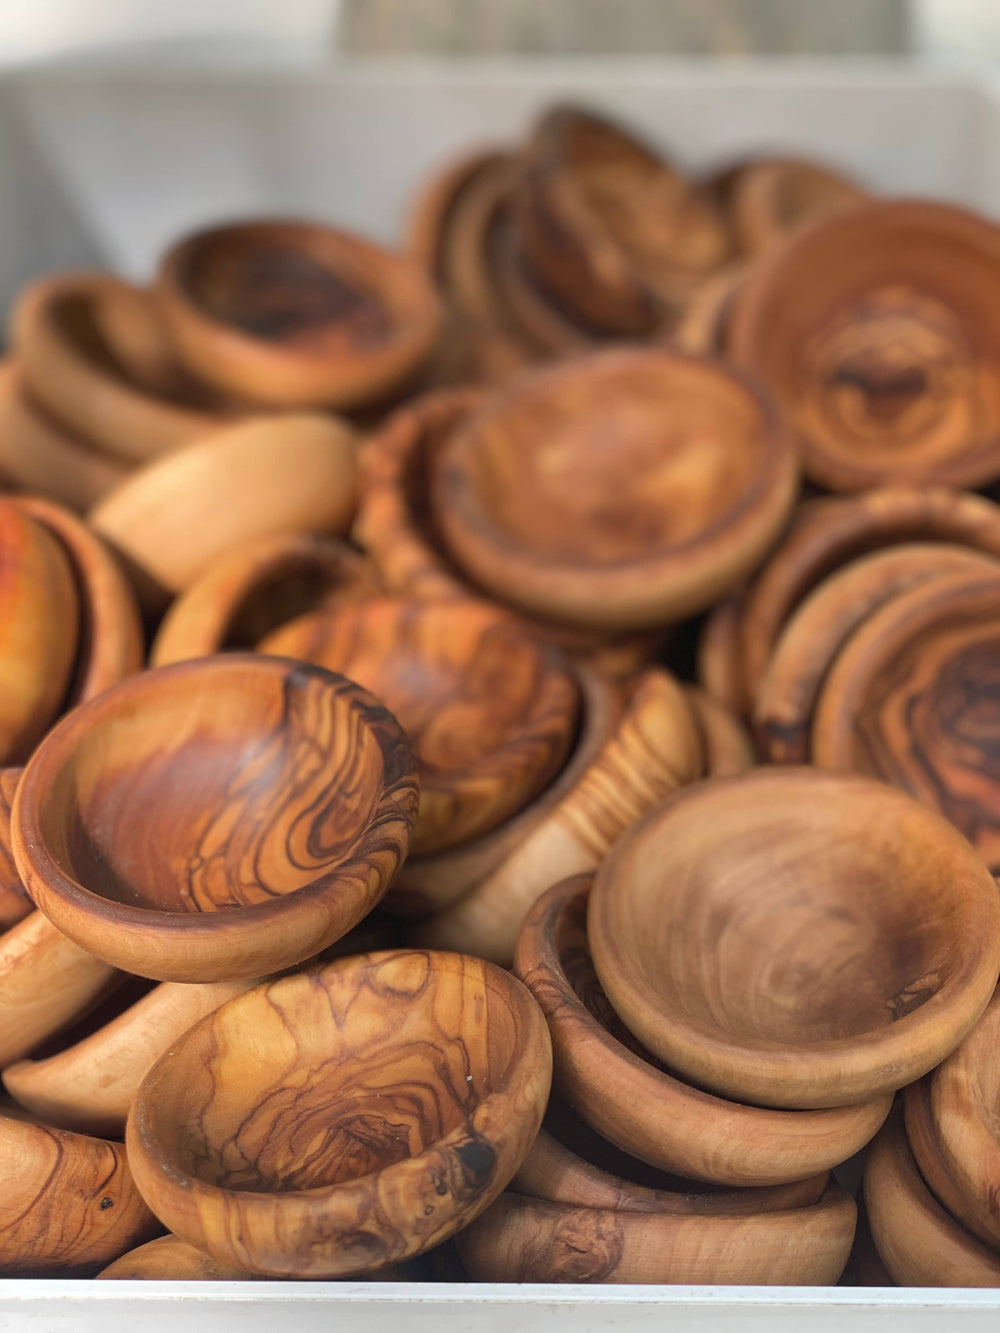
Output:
155,952,521,1193
36,660,387,913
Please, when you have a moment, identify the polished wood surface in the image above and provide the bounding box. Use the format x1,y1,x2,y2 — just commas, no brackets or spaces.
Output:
434,348,798,631
696,594,751,718
727,157,867,255
13,655,419,982
901,1075,991,1248
0,769,31,931
590,769,1000,1109
126,949,552,1277
515,875,890,1186
261,597,580,856
99,1234,257,1281
685,686,755,777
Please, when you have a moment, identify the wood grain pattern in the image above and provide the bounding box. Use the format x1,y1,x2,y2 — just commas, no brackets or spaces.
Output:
156,221,443,410
0,769,32,931
97,1232,418,1280
90,278,215,403
456,1183,855,1285
13,655,419,982
901,1075,990,1248
756,543,1000,764
812,569,1000,870
260,596,580,856
589,768,1000,1109
685,686,754,777
727,157,867,255
515,875,891,1186
150,532,381,667
126,949,552,1278
9,272,219,461
865,1112,1000,1287
406,145,513,273
415,667,703,965
0,1105,158,1275
730,200,1000,491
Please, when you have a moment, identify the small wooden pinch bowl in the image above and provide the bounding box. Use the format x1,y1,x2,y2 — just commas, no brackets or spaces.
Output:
10,272,220,461
589,768,1000,1109
433,347,799,632
456,1182,855,1285
0,1104,158,1275
150,532,381,667
865,1112,1000,1287
126,949,552,1278
902,1074,992,1247
756,542,1000,764
157,219,443,409
416,667,704,966
812,568,1000,870
12,655,419,982
685,687,754,777
727,156,867,255
730,199,1000,491
260,596,580,856
516,875,890,1186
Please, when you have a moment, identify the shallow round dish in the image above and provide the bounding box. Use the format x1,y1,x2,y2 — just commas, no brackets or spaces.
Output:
589,768,1000,1109
126,949,552,1277
13,655,419,982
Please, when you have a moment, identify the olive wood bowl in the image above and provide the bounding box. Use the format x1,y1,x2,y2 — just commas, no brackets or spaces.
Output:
845,1197,896,1287
730,200,1000,491
432,348,799,632
0,501,80,763
0,1103,158,1275
739,485,1000,704
150,532,380,667
516,875,890,1186
11,495,144,708
456,1183,855,1285
416,667,704,965
0,362,131,511
12,655,418,982
756,543,1000,764
10,272,220,461
405,145,513,273
671,264,747,358
260,596,580,856
865,1113,1000,1287
811,569,1000,870
727,157,867,255
89,413,358,607
126,949,552,1278
0,769,32,930
696,594,751,718
685,687,754,778
490,219,593,357
589,768,1000,1109
902,1075,996,1249
157,220,443,410
90,278,214,403
97,1233,418,1281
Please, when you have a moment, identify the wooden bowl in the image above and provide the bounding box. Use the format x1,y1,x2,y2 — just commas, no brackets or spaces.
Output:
845,1197,896,1287
150,532,380,667
812,568,1000,870
0,769,32,931
89,413,358,607
730,200,1000,491
260,596,580,856
11,495,144,708
696,594,751,718
685,687,754,778
756,543,1000,764
432,348,799,632
0,362,131,512
456,1183,855,1285
516,875,890,1186
739,485,1000,702
490,220,592,357
156,220,443,410
727,157,867,255
89,278,214,402
589,768,1000,1109
902,1075,994,1248
671,264,747,357
126,949,552,1278
10,272,220,461
406,145,514,272
0,1104,158,1275
865,1112,1000,1286
12,655,419,982
97,1233,418,1281
415,667,704,965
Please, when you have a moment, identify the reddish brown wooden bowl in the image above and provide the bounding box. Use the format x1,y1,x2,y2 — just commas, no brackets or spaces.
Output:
406,145,514,273
12,655,418,982
126,949,552,1278
516,875,890,1186
157,220,443,410
261,597,580,856
727,157,867,255
433,348,799,631
730,200,1000,491
150,532,380,667
589,768,1000,1109
812,569,1000,870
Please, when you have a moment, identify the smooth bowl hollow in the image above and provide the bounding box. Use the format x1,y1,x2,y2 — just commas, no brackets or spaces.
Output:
516,875,891,1186
589,768,1000,1109
126,949,552,1278
260,597,580,857
432,347,799,632
157,219,443,410
12,655,419,982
